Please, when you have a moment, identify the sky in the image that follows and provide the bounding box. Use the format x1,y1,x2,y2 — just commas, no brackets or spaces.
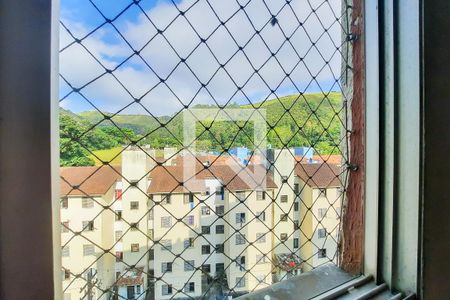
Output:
59,0,344,116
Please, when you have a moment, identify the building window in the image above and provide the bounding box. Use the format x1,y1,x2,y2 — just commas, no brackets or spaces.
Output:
215,225,224,234
235,212,246,224
318,248,327,258
280,233,288,241
236,191,246,201
294,238,299,248
130,222,138,231
280,213,288,221
201,245,211,254
82,197,94,208
216,205,224,216
184,237,194,249
202,264,211,273
256,190,266,200
256,254,267,264
61,221,69,233
184,260,195,271
115,230,122,242
293,220,299,230
130,201,139,210
184,215,194,226
318,228,327,238
236,276,246,288
83,244,95,256
235,233,246,245
131,243,139,252
214,263,224,274
161,216,172,228
256,233,266,243
319,188,327,197
256,211,266,222
63,268,70,280
184,282,195,293
115,251,123,262
115,210,122,221
236,256,246,271
115,189,122,200
201,206,210,215
280,195,288,202
160,239,172,251
136,285,141,294
62,246,70,257
318,208,327,218
162,284,172,295
82,220,94,231
216,244,224,253
149,249,154,260
201,226,210,234
294,201,299,211
216,186,224,200
161,194,171,205
161,262,172,273
61,197,68,209
294,183,299,195
183,193,194,204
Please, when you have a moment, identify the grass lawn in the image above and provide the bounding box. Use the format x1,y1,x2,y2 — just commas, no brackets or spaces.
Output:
90,147,123,166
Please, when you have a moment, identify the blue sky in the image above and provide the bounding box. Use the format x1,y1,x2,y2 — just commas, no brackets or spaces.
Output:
59,0,343,116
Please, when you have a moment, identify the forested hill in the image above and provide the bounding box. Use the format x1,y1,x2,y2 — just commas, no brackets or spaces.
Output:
60,92,343,166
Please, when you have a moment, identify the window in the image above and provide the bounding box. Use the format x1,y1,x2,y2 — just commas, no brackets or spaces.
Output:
202,264,211,273
162,284,172,295
293,238,299,248
257,211,266,222
318,228,327,238
294,201,299,211
161,194,171,204
184,237,194,249
215,224,224,234
201,206,210,215
184,215,194,226
62,246,70,257
293,220,299,230
236,276,246,288
236,191,245,201
160,239,172,251
115,251,123,262
149,249,154,260
256,254,267,264
235,233,246,245
61,221,69,233
280,233,288,241
161,262,172,272
130,201,139,210
184,260,195,271
83,244,95,256
130,222,138,231
280,213,288,221
294,183,299,195
216,186,224,200
216,243,224,253
235,212,246,224
115,210,122,221
63,269,70,280
115,189,122,200
318,208,327,218
201,245,211,254
161,216,171,228
319,188,327,197
256,233,266,243
236,256,245,271
184,282,195,293
215,205,224,216
82,197,94,208
201,226,210,234
136,285,141,294
131,243,139,252
256,190,266,200
61,197,68,209
318,248,327,258
280,195,288,202
183,193,194,204
215,263,224,273
115,230,122,242
82,220,94,231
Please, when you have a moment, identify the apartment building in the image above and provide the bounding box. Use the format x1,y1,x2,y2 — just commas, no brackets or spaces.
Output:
60,166,120,300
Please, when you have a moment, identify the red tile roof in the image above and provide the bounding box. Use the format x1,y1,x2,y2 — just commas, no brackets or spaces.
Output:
295,163,341,188
60,166,121,196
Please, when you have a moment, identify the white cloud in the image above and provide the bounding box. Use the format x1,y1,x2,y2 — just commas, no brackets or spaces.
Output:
59,0,343,115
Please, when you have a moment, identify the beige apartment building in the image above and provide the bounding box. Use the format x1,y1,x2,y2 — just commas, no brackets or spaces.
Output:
60,166,120,300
